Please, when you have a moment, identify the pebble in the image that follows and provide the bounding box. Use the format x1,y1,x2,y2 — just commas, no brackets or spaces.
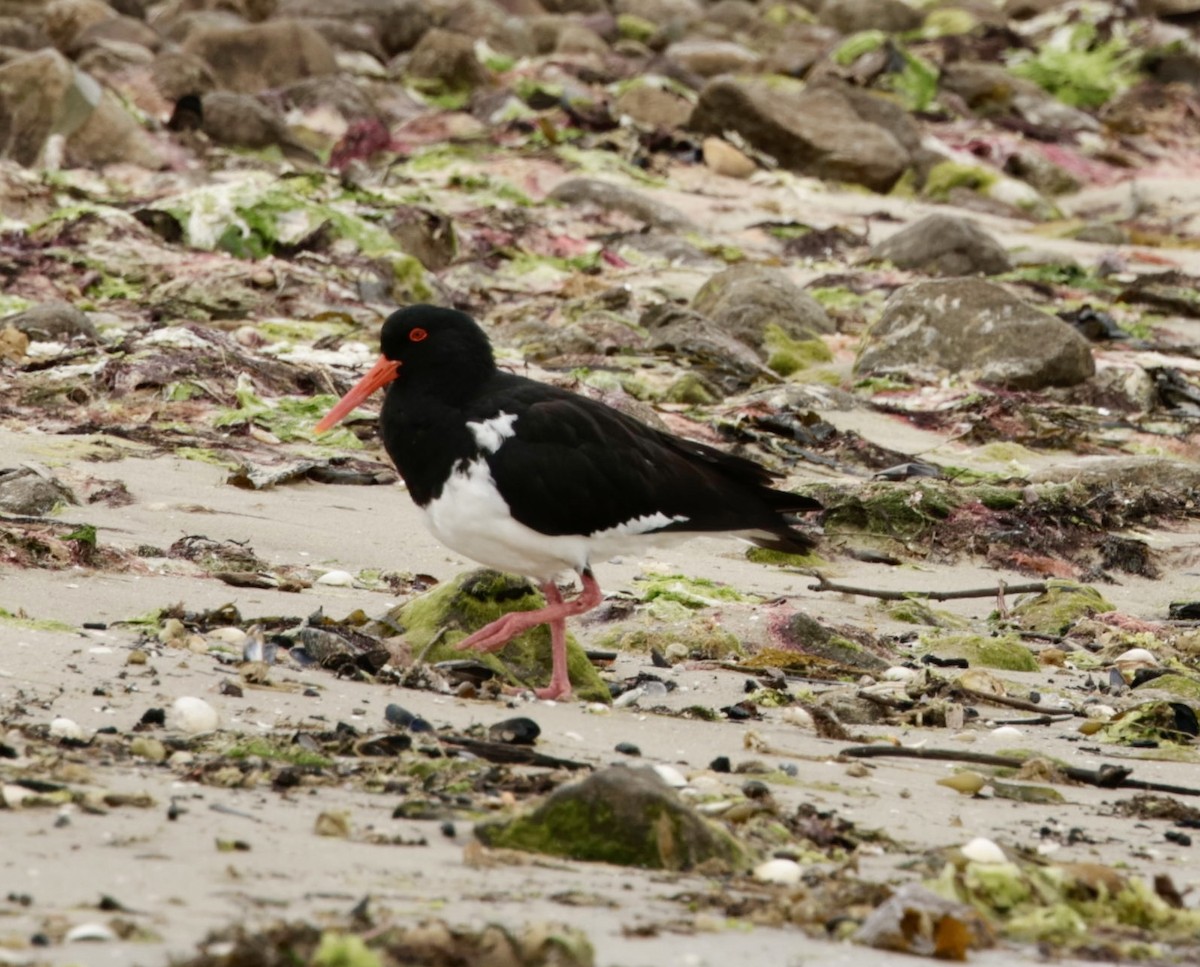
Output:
166,697,219,735
709,755,731,773
988,725,1023,738
781,706,813,728
614,741,641,757
315,569,356,587
49,717,85,741
208,627,248,646
882,666,917,682
488,717,540,745
157,618,186,644
613,687,643,709
129,737,167,762
702,136,757,179
753,858,803,885
961,837,1007,865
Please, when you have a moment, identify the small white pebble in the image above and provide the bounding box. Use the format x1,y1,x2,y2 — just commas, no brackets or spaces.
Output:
782,706,814,728
882,666,917,682
315,569,355,587
1085,704,1116,720
961,837,1007,864
988,725,1023,738
49,717,84,741
166,697,220,735
754,858,803,885
614,688,643,709
653,764,688,788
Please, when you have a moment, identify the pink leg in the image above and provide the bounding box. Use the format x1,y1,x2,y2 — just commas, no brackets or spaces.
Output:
456,570,603,700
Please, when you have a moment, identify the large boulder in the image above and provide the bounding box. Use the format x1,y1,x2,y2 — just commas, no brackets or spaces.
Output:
855,278,1095,389
689,76,914,191
182,19,337,93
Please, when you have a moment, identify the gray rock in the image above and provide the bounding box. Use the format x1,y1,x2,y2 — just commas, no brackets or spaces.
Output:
818,0,922,34
642,303,773,395
0,466,78,516
663,38,762,77
941,61,1098,133
277,0,431,55
550,178,696,232
613,77,693,129
855,278,1095,389
150,49,218,101
1,301,99,343
475,765,747,870
405,28,491,91
181,91,320,163
689,76,912,191
182,19,338,94
692,264,835,348
868,214,1012,276
0,48,161,169
0,16,51,50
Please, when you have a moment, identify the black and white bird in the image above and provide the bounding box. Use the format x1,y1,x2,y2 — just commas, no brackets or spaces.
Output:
316,305,820,700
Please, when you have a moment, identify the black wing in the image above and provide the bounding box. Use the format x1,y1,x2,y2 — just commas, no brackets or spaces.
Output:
479,378,818,551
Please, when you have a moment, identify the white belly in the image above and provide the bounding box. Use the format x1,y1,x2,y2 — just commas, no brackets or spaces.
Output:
421,458,692,581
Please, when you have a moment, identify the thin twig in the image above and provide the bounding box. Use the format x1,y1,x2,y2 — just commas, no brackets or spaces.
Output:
840,745,1200,797
808,575,1048,601
956,685,1082,717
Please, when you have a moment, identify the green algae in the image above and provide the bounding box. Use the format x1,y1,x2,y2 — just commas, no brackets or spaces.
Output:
1135,673,1200,701
374,569,609,702
886,598,968,629
635,574,760,608
0,608,75,634
744,546,825,568
762,324,833,377
226,738,332,768
922,631,1038,672
922,161,998,202
476,766,747,870
596,624,743,660
820,481,958,541
1009,581,1115,635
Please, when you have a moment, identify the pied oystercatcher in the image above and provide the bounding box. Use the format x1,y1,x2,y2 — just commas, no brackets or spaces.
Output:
316,305,820,700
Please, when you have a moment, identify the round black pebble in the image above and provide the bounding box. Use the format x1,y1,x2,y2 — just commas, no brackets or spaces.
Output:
742,779,770,799
441,821,456,838
614,741,641,757
140,707,165,726
488,716,540,745
710,755,731,773
1166,830,1192,846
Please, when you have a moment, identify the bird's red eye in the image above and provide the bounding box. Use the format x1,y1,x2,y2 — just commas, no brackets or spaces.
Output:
409,327,428,342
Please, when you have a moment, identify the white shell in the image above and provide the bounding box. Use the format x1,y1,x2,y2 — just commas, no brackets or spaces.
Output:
49,717,85,741
166,696,220,735
961,837,1007,864
316,569,356,587
652,764,688,788
66,923,117,943
754,858,803,885
1114,648,1157,665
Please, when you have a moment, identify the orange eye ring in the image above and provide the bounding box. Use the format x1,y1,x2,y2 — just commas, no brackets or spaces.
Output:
409,327,428,342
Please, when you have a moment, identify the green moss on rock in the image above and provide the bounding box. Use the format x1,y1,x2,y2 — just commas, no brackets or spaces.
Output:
369,569,609,702
923,632,1038,671
1009,581,1115,635
763,324,833,376
476,766,748,870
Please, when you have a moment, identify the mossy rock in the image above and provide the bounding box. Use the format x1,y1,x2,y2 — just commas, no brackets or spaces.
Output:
763,323,833,377
369,569,610,702
745,545,825,568
475,766,749,870
821,481,958,541
969,485,1025,511
595,623,743,660
777,612,890,674
1134,673,1200,702
1008,581,1115,636
1103,702,1199,746
923,632,1038,672
886,598,968,629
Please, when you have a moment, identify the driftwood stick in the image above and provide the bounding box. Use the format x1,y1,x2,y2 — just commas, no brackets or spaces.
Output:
955,685,1081,717
808,575,1047,601
840,745,1200,797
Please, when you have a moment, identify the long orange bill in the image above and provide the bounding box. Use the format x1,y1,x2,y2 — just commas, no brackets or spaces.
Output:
314,356,401,433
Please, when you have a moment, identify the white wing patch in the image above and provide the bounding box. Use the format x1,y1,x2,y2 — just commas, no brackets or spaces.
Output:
590,511,689,539
466,411,518,454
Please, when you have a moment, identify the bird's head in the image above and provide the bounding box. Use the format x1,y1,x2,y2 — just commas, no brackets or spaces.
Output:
315,304,495,432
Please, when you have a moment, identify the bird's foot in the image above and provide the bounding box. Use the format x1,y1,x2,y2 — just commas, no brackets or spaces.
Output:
533,681,572,701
